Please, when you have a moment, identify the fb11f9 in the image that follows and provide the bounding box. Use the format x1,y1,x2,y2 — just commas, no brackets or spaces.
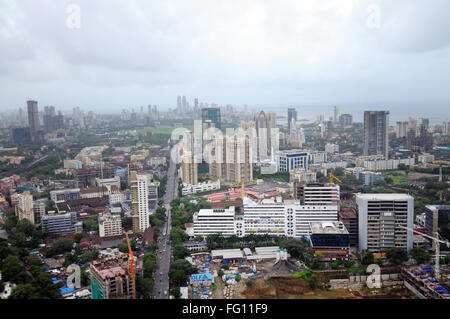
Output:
227,304,267,314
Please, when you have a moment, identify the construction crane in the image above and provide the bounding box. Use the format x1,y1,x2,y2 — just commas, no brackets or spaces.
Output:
398,225,450,281
124,232,136,299
329,170,343,184
432,160,450,183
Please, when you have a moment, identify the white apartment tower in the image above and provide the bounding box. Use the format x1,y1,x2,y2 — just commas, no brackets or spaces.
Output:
16,191,34,224
356,193,414,253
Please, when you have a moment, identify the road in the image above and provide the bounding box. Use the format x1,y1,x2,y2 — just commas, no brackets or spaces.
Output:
153,158,178,299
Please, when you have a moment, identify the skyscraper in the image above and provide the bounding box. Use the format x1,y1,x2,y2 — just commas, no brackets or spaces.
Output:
287,108,297,132
202,107,221,130
181,130,199,185
396,121,408,138
356,193,413,253
130,171,150,233
27,100,43,143
363,111,389,159
333,106,340,124
254,111,277,160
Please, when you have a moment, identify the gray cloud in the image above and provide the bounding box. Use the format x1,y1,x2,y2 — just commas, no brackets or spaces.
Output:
0,0,449,116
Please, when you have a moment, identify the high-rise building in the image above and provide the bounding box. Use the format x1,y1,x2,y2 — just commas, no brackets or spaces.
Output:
333,106,340,124
33,200,45,225
90,255,134,299
254,111,277,160
177,96,182,112
182,96,187,112
27,100,43,143
130,171,150,233
339,207,358,248
181,130,199,185
363,111,389,159
425,205,450,251
396,121,408,138
287,108,297,132
224,135,253,184
356,193,413,253
41,211,82,235
339,114,353,126
202,107,221,130
98,212,123,238
16,191,34,224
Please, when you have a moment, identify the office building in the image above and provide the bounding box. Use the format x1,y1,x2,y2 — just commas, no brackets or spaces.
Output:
425,205,450,251
287,108,297,132
16,191,34,224
309,221,349,263
276,149,309,172
27,100,43,143
356,193,414,253
193,206,238,237
90,255,134,299
363,111,389,159
293,183,340,205
339,208,358,248
130,171,150,233
98,212,123,238
41,211,82,235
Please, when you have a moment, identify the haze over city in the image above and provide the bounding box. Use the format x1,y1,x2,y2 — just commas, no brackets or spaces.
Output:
1,0,450,121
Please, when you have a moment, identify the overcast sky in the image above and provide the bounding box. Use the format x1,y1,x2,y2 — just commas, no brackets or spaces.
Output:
0,0,449,121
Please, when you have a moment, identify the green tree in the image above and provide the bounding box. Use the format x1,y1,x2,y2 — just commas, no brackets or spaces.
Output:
171,287,181,299
386,248,408,266
15,219,35,237
52,238,74,254
410,247,430,264
74,233,84,244
360,250,375,265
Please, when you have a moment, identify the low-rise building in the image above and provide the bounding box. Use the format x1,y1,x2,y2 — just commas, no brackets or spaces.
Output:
309,221,350,263
98,212,122,238
182,180,221,195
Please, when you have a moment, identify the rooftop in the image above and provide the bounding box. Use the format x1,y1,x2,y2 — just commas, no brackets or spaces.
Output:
310,221,349,234
355,193,414,200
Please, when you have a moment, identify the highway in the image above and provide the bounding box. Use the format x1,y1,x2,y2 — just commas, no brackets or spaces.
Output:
153,157,178,299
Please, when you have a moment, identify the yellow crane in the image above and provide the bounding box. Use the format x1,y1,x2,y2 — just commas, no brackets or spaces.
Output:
124,232,136,299
329,170,342,184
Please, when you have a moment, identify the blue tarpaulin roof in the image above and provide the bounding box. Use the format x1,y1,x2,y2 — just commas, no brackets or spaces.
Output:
29,251,39,255
191,273,212,281
60,287,75,295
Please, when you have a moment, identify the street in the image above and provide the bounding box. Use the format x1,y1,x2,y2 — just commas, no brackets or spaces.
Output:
153,158,177,299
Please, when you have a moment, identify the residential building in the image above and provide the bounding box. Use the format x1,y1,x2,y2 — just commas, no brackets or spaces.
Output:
96,176,121,189
397,121,408,138
90,255,134,299
325,143,339,154
109,192,125,206
99,212,123,238
130,172,150,233
181,130,198,185
16,191,34,224
356,193,414,253
254,111,277,160
363,111,389,159
309,221,350,263
33,200,45,225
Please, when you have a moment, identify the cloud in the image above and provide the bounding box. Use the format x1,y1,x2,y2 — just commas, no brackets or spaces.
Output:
0,0,449,112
